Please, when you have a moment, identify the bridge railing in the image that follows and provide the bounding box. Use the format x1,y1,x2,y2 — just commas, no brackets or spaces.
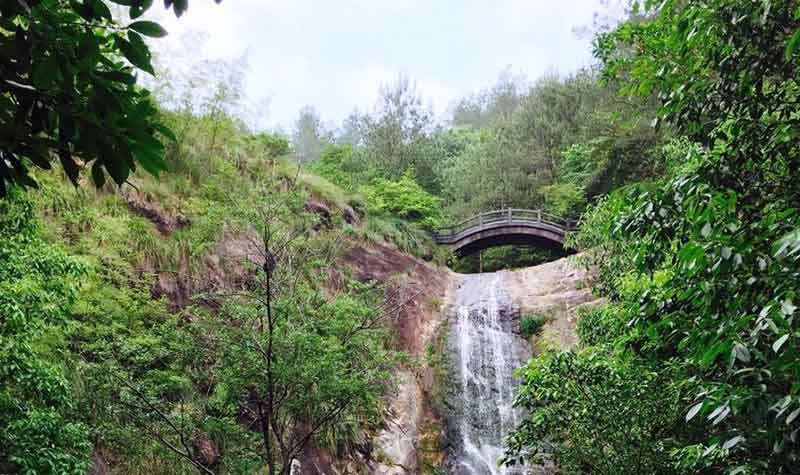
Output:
432,208,577,241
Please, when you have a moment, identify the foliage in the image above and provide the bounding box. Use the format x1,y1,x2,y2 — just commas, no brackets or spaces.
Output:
450,68,527,128
519,314,546,338
508,1,800,474
539,183,586,219
341,76,443,193
0,0,206,195
439,68,663,223
361,169,443,230
308,143,358,190
0,189,91,474
199,180,399,475
503,351,683,475
292,105,332,163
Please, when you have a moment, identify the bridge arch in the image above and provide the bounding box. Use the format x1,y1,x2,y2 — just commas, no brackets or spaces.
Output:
433,209,576,257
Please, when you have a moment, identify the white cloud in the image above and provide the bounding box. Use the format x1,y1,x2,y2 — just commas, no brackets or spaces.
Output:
146,0,602,130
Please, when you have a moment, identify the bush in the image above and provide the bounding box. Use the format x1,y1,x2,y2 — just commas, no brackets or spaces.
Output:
520,314,547,338
361,169,443,230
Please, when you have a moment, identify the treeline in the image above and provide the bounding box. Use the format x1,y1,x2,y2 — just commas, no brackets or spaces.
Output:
293,66,666,269
504,1,800,474
300,68,665,222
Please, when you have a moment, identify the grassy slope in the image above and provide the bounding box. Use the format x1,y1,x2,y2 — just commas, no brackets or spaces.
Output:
23,113,445,474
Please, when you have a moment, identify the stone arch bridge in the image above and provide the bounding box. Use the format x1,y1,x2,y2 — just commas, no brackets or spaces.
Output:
432,208,578,256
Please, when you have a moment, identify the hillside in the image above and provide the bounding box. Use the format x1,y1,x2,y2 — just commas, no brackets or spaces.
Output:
2,111,456,475
3,1,800,474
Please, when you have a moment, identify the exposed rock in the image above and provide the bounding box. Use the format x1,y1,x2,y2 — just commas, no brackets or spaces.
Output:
193,433,220,468
87,449,109,475
339,242,451,356
304,199,332,228
121,188,189,235
334,242,453,474
371,371,421,475
505,255,603,350
342,206,361,226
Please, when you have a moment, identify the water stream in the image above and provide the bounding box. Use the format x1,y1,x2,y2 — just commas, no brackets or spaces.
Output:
446,272,531,475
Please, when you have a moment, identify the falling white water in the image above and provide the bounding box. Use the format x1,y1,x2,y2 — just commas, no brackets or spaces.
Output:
448,272,531,475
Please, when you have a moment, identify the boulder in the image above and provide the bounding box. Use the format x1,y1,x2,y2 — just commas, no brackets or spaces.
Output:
304,199,332,228
342,206,361,226
193,433,220,468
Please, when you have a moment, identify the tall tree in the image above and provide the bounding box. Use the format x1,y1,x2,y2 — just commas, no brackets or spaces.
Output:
291,105,330,162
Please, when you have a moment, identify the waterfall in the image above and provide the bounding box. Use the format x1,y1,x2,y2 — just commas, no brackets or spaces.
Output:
446,272,531,475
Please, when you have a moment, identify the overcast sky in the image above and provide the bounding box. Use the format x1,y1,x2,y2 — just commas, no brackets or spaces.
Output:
154,1,604,130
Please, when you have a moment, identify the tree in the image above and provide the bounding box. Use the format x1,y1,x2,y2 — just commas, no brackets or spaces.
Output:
291,106,331,163
503,351,682,475
451,68,527,128
358,75,441,191
507,1,800,473
0,0,216,196
361,168,444,230
206,181,398,475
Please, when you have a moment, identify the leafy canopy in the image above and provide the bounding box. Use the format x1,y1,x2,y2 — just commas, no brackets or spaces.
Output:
0,0,217,196
507,1,800,473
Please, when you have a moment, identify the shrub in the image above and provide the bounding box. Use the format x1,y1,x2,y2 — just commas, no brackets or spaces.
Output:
520,314,547,338
361,169,443,230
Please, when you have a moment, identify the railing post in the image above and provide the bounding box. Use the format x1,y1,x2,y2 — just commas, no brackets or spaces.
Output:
537,209,541,222
508,207,512,223
479,213,483,227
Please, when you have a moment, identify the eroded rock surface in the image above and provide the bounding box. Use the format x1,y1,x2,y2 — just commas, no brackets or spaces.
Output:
505,255,602,350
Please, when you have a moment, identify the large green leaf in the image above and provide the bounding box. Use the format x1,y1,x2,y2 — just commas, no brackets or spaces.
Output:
128,21,167,38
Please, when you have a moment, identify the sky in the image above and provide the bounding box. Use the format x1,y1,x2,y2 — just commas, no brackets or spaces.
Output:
152,0,605,131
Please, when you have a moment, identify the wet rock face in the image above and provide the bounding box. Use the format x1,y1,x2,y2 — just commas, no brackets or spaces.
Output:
371,371,420,475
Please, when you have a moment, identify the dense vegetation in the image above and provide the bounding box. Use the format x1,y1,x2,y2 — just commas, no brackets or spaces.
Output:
504,1,800,474
1,11,422,468
3,0,800,474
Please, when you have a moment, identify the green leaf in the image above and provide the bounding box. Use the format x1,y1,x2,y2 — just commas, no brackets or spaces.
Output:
90,0,113,20
781,299,796,316
701,222,712,238
787,407,800,425
785,29,800,62
116,36,154,75
96,70,137,85
773,334,789,353
153,123,177,141
130,0,154,19
733,342,750,363
91,160,106,188
129,21,168,38
58,149,80,185
170,0,188,17
32,55,60,90
722,435,744,451
686,402,703,421
132,144,167,176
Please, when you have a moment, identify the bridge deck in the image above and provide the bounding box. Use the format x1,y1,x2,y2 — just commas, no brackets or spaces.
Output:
433,208,577,245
